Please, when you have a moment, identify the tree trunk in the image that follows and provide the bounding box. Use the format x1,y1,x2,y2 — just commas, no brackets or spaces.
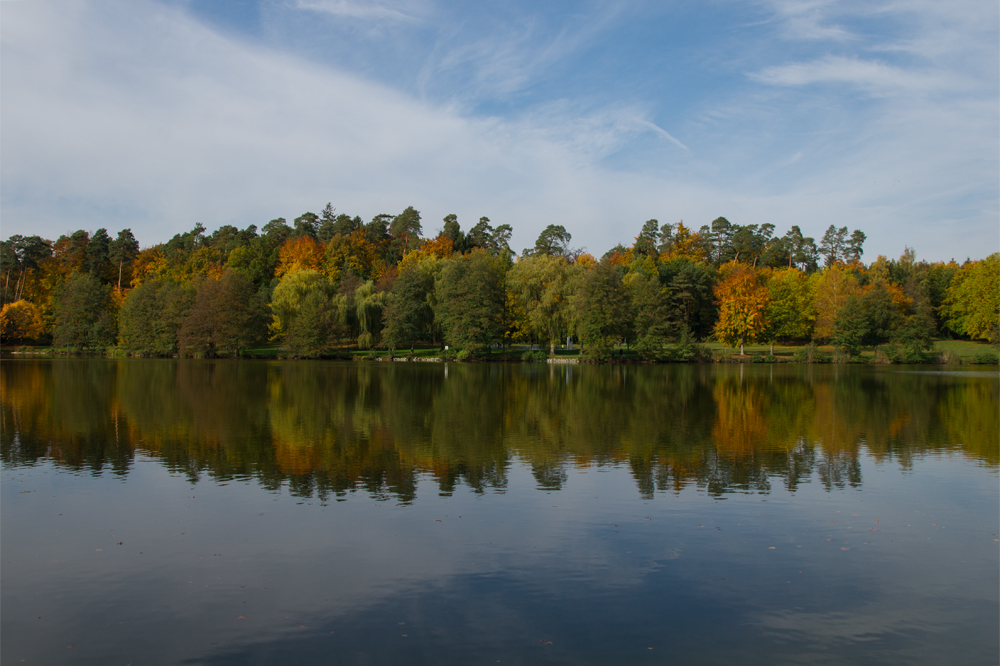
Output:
118,259,124,293
550,341,555,356
770,340,774,355
740,338,745,356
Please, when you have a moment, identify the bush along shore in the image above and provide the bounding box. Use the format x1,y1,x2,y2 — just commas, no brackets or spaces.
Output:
1,207,997,363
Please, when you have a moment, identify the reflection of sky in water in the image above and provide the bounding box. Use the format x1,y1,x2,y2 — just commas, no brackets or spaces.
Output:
3,450,997,665
1,361,998,664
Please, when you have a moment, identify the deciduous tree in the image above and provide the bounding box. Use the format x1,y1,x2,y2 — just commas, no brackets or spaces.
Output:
713,262,769,355
119,279,195,355
179,270,268,357
941,253,1000,342
507,254,577,354
435,250,505,354
0,300,45,343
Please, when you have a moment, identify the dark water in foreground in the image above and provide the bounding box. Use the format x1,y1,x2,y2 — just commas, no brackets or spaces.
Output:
2,359,997,665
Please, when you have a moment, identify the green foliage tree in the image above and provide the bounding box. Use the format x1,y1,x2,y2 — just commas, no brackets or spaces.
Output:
365,214,393,249
283,289,344,358
633,219,659,258
763,267,815,352
507,254,577,355
890,273,936,356
441,214,466,253
572,260,630,359
781,225,818,272
831,295,867,356
53,271,117,351
382,261,434,352
109,229,140,292
0,238,20,304
528,224,572,257
941,253,1000,342
58,230,91,274
293,212,320,239
819,225,849,267
709,217,734,265
658,258,717,340
435,250,505,354
626,270,673,359
846,230,866,263
390,206,423,256
317,203,337,242
271,270,334,337
354,280,387,349
163,223,207,264
859,281,902,346
86,228,112,280
178,270,268,357
119,279,195,355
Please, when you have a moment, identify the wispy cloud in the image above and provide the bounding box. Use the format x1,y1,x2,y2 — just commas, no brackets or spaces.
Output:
765,0,855,41
749,55,956,94
413,3,626,104
295,0,423,23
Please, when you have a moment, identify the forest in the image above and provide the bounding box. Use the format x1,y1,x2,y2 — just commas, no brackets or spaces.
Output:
0,205,997,362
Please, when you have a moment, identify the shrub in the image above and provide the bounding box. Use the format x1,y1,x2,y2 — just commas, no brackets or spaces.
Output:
936,351,961,365
873,346,892,364
972,351,999,365
668,331,700,362
793,343,828,363
522,350,548,362
832,348,854,364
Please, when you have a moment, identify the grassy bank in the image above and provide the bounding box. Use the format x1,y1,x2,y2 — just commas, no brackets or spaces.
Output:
3,339,998,364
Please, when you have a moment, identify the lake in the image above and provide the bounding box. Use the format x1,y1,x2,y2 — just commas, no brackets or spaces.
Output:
2,358,997,665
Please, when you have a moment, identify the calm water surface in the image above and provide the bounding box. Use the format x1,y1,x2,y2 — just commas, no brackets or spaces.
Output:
2,359,997,665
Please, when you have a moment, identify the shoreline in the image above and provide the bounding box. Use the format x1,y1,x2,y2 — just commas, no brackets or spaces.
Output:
3,349,998,366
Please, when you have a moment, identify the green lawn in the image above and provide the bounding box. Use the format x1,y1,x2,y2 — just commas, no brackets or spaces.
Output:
930,339,1000,359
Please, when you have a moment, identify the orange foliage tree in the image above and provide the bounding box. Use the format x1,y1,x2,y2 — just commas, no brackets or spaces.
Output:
713,262,769,355
276,237,325,277
660,221,707,262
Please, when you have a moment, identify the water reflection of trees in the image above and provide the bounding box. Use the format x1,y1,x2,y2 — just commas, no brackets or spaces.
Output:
2,360,996,501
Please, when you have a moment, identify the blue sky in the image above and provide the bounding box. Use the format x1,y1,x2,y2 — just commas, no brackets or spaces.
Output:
2,0,997,261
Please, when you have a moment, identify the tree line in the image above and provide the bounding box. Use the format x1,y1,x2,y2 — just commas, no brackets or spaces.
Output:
0,205,997,359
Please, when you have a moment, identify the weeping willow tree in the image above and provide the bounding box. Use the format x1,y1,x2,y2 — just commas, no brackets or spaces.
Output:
355,281,386,349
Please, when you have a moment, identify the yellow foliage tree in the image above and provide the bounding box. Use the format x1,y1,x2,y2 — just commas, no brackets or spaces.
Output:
324,230,384,280
130,247,168,287
812,264,861,340
0,300,45,342
660,221,708,262
713,262,769,355
397,235,455,272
